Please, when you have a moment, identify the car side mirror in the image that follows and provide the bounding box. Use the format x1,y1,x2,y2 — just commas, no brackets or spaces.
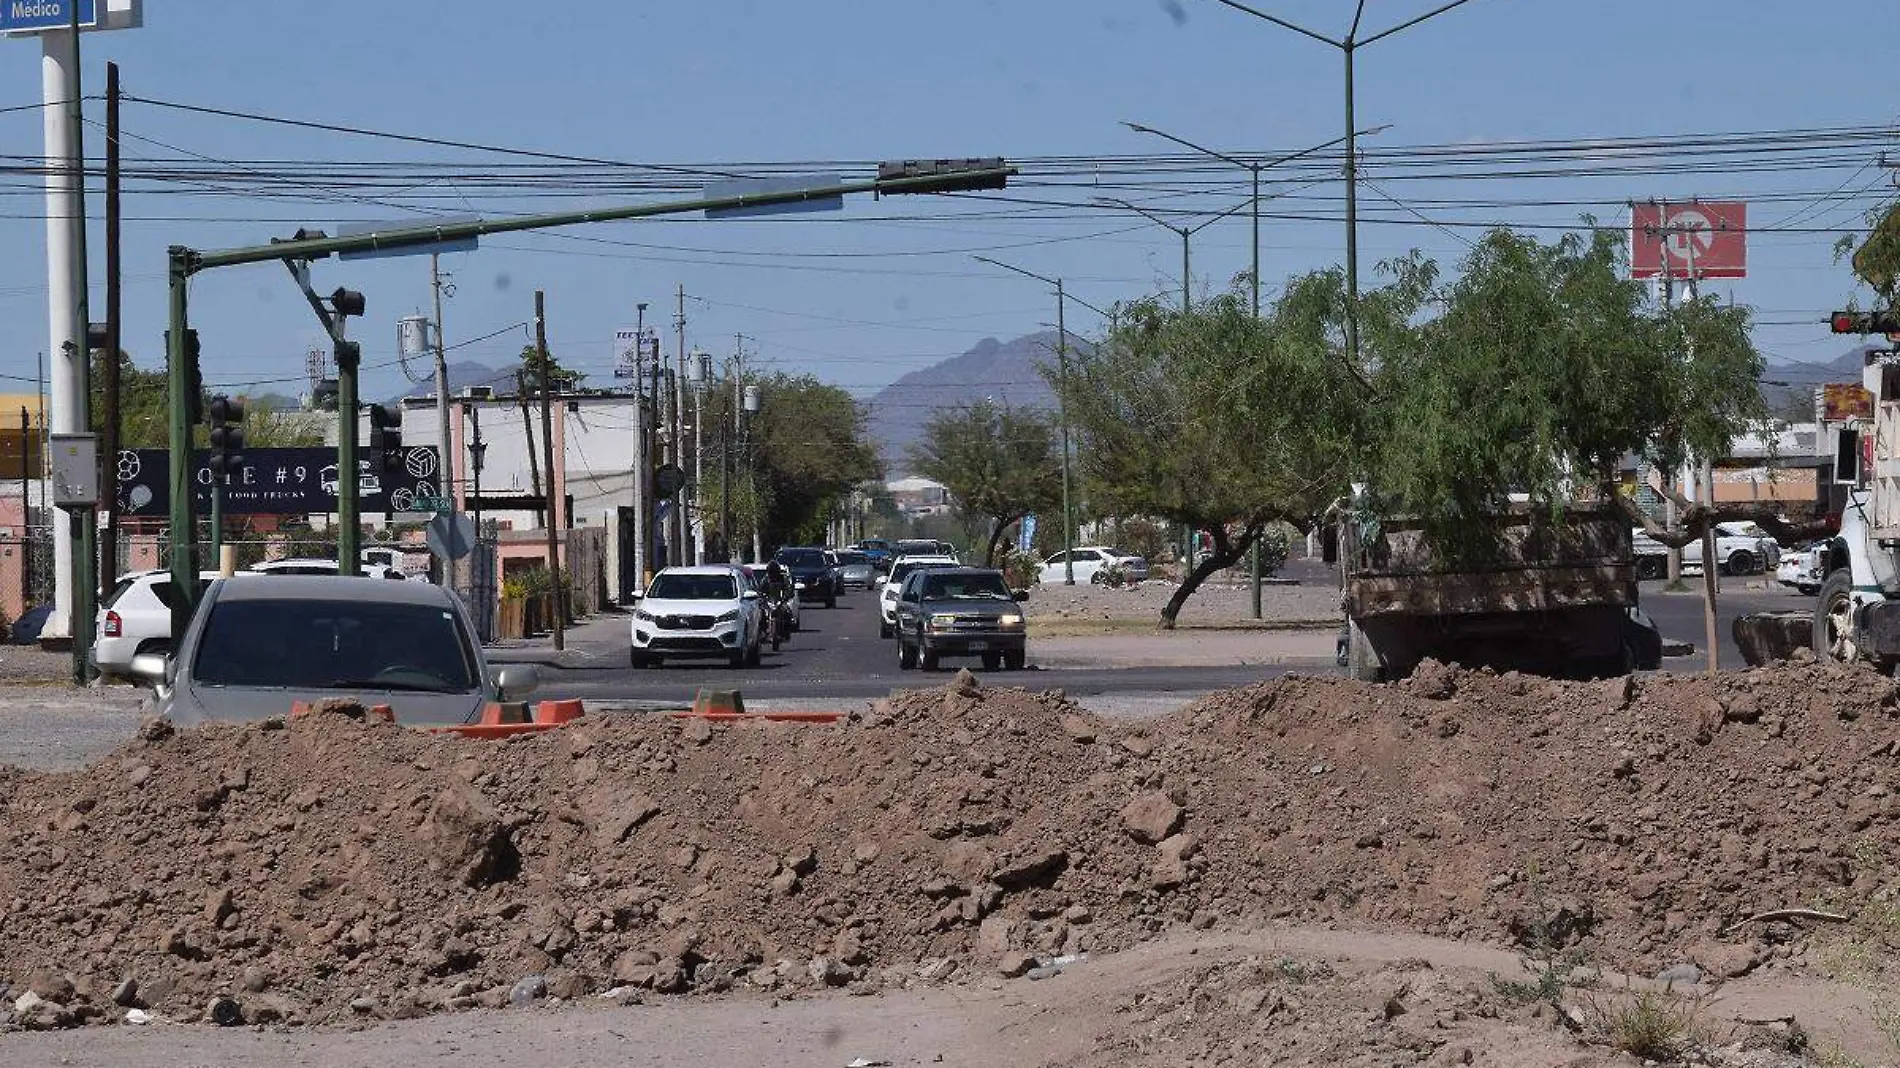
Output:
742,590,760,601
130,652,171,688
1012,589,1030,602
493,664,541,702
628,591,643,602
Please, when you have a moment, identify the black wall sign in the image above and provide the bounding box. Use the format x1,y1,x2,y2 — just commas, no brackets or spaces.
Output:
116,446,442,517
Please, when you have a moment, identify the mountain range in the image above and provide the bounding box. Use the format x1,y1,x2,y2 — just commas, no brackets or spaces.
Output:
1760,343,1882,416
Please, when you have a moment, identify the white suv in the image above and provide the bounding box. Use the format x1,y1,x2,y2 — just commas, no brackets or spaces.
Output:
94,569,248,677
879,556,960,638
630,565,764,668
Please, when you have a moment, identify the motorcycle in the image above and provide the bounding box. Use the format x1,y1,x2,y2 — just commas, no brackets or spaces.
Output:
763,591,795,651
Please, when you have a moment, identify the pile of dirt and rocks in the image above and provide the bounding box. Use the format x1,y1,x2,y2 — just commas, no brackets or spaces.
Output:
2,660,1898,1033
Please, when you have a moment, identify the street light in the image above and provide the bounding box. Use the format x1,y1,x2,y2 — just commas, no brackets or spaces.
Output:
1120,121,1389,616
1093,196,1254,312
1211,0,1480,377
972,256,1112,585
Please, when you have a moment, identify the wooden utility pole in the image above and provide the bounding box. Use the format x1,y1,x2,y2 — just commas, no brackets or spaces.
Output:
100,62,121,594
535,290,564,651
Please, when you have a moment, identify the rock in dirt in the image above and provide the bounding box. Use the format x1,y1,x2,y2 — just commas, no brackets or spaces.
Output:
508,974,548,1006
1688,940,1758,979
424,782,517,887
951,668,981,696
1122,791,1184,844
998,952,1037,978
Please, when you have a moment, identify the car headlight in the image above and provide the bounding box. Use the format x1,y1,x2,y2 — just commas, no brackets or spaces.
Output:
795,581,807,590
634,609,655,622
997,613,1024,628
715,609,739,624
928,613,956,629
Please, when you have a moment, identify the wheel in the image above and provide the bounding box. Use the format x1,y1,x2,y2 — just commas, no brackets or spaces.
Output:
729,647,747,668
630,649,653,669
1727,549,1758,576
826,595,837,610
982,652,1002,671
897,637,918,670
879,620,893,639
1089,570,1104,585
1003,648,1026,671
1815,569,1860,664
746,634,763,666
920,648,940,672
1635,555,1664,581
769,626,781,652
1345,620,1382,682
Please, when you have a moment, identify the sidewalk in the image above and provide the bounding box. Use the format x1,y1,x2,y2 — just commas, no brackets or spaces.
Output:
1032,629,1339,669
485,613,629,669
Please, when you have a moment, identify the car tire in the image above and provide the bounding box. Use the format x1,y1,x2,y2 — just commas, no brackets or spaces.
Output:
920,648,940,672
746,634,763,667
728,646,747,668
897,638,918,670
826,595,837,610
630,649,653,669
982,652,1002,671
1727,549,1758,576
1003,648,1026,671
879,620,893,639
1635,555,1664,581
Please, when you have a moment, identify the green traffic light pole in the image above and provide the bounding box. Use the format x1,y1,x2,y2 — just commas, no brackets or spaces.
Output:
1120,122,1389,616
1211,0,1479,381
162,162,1015,635
972,256,1111,586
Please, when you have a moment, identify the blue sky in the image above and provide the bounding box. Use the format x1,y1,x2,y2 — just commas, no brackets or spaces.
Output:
0,0,1892,410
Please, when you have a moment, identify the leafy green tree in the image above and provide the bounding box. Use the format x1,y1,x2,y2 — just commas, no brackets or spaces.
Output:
1053,283,1361,628
907,400,1061,565
700,372,880,549
91,349,323,449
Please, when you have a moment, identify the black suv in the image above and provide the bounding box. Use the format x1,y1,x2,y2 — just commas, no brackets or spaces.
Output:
773,546,838,608
893,567,1028,672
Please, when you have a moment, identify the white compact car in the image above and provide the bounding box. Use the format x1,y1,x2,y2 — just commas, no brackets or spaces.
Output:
1037,546,1151,585
630,565,764,668
878,555,960,638
1631,522,1781,578
1776,541,1828,595
94,569,249,677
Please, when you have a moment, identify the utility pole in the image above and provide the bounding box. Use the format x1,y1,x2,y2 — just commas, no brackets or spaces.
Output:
100,61,121,597
652,354,667,568
631,302,649,595
535,290,564,651
19,406,31,598
673,284,688,567
518,368,542,527
59,3,95,678
430,254,453,588
692,349,708,564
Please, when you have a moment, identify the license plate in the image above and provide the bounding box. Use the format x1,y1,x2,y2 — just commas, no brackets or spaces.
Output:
967,641,988,651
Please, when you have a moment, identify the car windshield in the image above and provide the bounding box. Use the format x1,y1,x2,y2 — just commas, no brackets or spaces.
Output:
922,573,1012,600
776,549,826,568
649,573,738,600
837,551,868,565
891,561,953,583
192,598,478,693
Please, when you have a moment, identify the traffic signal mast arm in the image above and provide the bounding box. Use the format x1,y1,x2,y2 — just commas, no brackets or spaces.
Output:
1832,308,1900,336
163,160,1014,631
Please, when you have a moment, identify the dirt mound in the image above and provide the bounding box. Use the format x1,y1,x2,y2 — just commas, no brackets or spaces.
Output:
3,661,1899,1034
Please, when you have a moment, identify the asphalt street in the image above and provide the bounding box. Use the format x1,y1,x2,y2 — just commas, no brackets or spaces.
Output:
502,575,1817,708
518,589,1291,706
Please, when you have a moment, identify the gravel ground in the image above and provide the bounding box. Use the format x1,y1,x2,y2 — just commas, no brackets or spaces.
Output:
0,646,85,682
0,683,148,771
1027,557,1340,626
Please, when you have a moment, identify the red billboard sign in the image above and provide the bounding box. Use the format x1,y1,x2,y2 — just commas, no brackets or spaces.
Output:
1630,201,1747,280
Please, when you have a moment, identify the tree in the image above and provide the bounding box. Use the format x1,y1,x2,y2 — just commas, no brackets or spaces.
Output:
91,349,324,449
1356,228,1769,557
700,372,881,549
907,400,1061,565
1052,283,1361,628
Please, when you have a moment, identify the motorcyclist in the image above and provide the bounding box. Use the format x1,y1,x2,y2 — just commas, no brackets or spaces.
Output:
759,561,794,605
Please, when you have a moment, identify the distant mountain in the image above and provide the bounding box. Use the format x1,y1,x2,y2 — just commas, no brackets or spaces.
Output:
867,330,1086,476
386,360,518,405
1760,343,1878,417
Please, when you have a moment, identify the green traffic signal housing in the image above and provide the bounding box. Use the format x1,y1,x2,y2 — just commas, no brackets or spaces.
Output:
367,403,403,475
874,158,1009,195
206,393,245,474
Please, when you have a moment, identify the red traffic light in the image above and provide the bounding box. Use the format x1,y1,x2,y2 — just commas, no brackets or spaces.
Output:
1833,311,1863,334
1833,308,1900,336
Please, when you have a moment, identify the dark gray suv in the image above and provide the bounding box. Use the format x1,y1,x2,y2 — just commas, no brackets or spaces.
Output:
893,567,1028,672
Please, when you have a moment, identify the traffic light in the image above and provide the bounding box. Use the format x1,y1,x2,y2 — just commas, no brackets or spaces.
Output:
330,287,366,319
206,394,245,475
367,403,403,476
165,328,206,424
333,338,362,370
1830,308,1900,336
875,157,1010,194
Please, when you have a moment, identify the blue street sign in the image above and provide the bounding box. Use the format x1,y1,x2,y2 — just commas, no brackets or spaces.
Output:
0,0,97,34
703,175,844,220
336,215,480,262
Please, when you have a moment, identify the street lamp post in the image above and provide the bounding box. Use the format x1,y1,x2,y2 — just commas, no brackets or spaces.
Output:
1211,0,1480,378
1094,197,1254,312
1119,122,1390,617
972,257,1112,586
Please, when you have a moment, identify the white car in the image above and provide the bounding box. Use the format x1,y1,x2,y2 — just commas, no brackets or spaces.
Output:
94,569,249,677
251,557,409,581
879,555,960,638
1631,522,1781,578
1037,546,1150,585
1776,541,1829,595
630,565,764,668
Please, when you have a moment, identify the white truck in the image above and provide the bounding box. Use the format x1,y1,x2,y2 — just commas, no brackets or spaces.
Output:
1815,349,1900,665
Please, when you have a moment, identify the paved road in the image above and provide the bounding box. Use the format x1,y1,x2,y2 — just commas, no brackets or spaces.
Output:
513,591,1292,705
1640,577,1811,670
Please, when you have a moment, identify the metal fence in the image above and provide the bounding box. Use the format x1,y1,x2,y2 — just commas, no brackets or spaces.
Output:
455,523,499,643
